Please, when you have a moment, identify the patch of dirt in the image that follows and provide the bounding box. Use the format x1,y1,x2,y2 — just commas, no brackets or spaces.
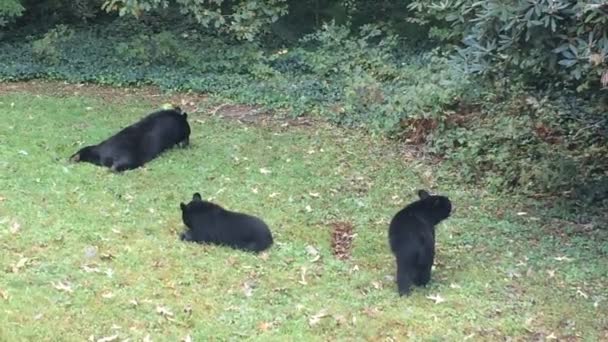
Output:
0,80,316,126
0,80,208,114
330,221,355,261
210,103,315,127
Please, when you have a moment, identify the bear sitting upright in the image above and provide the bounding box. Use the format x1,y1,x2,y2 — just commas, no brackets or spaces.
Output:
179,192,273,253
70,108,190,172
388,189,452,296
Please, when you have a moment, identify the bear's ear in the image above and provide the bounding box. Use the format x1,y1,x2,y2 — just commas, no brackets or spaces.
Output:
192,193,202,201
418,189,430,199
180,202,187,211
182,112,188,119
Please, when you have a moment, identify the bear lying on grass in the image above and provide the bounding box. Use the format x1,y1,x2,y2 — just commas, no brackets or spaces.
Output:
388,189,452,296
70,108,190,172
180,193,273,253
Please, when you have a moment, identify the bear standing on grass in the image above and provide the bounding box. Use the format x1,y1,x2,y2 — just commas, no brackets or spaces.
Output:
388,190,452,296
179,193,274,253
70,108,190,172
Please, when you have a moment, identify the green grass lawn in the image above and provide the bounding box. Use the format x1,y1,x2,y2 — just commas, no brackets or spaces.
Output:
0,84,606,341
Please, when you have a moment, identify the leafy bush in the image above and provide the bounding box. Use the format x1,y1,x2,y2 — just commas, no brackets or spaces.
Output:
0,0,24,27
102,0,288,41
409,0,608,92
432,80,608,203
31,24,75,64
0,15,606,209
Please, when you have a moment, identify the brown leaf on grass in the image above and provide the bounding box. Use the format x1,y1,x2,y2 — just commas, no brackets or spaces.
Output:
362,307,381,318
96,334,118,342
101,291,114,299
182,335,192,342
11,257,29,273
258,321,274,332
81,264,101,273
308,309,328,327
9,220,20,234
426,294,445,304
0,288,8,300
156,305,174,318
242,281,255,298
330,221,355,261
100,252,115,261
305,245,321,262
298,267,308,285
143,334,152,342
52,281,74,293
258,251,270,261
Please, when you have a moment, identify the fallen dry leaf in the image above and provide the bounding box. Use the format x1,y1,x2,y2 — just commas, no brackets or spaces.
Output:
156,305,174,318
426,294,445,304
554,256,573,262
0,288,8,300
52,281,74,293
362,307,381,317
305,205,312,213
259,168,271,175
9,221,20,234
82,265,101,273
182,335,192,342
101,291,114,299
100,253,115,261
299,267,308,285
143,334,152,342
258,321,273,332
333,314,347,326
242,281,255,298
96,334,118,342
330,221,355,261
308,309,328,327
11,257,29,273
305,245,319,257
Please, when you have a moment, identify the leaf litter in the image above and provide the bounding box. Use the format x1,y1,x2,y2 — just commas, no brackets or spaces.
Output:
330,221,355,261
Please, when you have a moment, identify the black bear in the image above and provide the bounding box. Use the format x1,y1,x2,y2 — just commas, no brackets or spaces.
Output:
388,189,452,296
179,193,273,253
70,108,190,172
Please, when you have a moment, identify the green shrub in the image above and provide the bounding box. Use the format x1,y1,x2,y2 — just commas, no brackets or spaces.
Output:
432,80,608,202
31,24,75,64
409,0,608,92
0,0,24,27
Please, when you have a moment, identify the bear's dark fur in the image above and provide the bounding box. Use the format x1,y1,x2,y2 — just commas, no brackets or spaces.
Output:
179,193,273,253
388,189,452,296
70,108,190,172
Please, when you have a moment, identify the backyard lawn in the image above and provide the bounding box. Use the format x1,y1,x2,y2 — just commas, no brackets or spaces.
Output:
0,83,606,340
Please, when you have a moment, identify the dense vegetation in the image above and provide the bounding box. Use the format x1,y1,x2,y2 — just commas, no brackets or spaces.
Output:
1,0,607,216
